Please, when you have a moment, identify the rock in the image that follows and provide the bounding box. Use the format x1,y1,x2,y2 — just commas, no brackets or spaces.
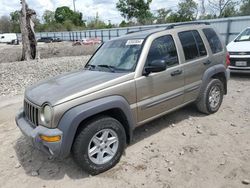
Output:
237,89,241,93
48,156,54,160
168,167,172,172
223,152,229,156
15,163,21,168
179,150,185,155
169,161,174,165
31,170,39,177
151,149,155,153
210,132,218,136
230,123,237,127
182,132,187,136
9,155,14,159
242,179,250,185
197,129,203,134
171,123,175,127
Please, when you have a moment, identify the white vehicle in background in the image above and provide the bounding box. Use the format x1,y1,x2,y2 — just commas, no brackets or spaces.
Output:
227,27,250,73
0,33,18,44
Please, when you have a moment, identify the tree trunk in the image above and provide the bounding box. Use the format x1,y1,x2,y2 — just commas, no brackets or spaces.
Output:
20,0,37,61
20,0,31,61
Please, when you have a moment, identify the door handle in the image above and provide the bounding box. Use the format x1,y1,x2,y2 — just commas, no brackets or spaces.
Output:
203,60,211,65
171,70,183,76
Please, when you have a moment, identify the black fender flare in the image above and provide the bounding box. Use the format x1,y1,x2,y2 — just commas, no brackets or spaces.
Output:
57,95,136,158
200,64,229,95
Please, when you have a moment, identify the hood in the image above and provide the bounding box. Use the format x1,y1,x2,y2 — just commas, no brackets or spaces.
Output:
25,70,128,106
227,40,250,52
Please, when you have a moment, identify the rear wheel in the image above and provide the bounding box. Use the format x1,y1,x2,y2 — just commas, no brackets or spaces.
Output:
72,116,126,175
196,79,224,114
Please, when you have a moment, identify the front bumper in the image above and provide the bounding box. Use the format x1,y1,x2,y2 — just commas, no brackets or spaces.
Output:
15,109,63,157
229,66,250,73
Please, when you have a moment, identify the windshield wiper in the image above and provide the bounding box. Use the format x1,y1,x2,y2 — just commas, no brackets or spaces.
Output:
85,64,96,70
97,64,116,72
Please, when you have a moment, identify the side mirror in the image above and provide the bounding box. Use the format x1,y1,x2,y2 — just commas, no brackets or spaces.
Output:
143,60,167,76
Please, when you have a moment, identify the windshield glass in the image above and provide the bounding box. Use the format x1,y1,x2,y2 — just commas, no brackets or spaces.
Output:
235,28,250,42
86,39,143,72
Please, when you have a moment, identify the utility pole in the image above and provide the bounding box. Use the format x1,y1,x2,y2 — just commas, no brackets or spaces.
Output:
73,0,76,12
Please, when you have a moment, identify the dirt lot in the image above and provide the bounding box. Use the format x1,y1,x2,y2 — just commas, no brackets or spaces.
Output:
0,69,249,188
0,42,97,63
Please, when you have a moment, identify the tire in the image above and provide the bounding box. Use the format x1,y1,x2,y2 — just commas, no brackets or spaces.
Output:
72,116,126,175
196,79,224,114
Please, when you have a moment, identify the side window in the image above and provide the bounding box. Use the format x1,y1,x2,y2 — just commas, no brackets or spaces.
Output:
178,30,207,61
146,35,179,68
203,28,223,54
193,31,207,56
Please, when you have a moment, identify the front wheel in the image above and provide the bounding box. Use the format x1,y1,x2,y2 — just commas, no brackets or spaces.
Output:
196,79,224,114
72,116,126,175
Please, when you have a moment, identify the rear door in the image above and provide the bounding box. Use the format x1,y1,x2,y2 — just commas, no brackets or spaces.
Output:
135,35,184,124
177,30,209,103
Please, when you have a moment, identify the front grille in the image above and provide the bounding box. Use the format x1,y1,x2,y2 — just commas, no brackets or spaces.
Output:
230,57,250,67
24,100,39,127
229,52,250,55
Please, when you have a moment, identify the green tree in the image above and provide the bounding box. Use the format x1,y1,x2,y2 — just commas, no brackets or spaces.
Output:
220,3,238,17
0,16,11,33
55,6,83,26
10,11,20,33
43,10,55,24
177,0,198,21
240,0,250,15
167,0,198,23
156,8,172,24
208,0,238,17
119,20,129,27
116,0,153,24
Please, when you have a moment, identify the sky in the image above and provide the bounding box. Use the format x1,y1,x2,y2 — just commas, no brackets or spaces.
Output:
0,0,190,24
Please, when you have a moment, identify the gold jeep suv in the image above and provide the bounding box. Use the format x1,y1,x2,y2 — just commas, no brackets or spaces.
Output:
16,22,230,175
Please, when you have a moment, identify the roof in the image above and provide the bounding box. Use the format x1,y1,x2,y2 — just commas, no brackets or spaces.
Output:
113,22,211,41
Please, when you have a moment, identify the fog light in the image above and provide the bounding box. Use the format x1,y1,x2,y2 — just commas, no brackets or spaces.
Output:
40,135,61,142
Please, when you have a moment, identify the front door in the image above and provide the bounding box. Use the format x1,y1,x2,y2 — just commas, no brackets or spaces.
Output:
135,35,185,124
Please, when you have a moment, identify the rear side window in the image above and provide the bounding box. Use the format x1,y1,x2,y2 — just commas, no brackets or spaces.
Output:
146,35,179,68
178,30,207,61
203,28,223,54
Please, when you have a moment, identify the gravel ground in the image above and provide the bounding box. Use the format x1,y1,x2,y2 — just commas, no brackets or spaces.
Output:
0,42,97,63
0,56,90,96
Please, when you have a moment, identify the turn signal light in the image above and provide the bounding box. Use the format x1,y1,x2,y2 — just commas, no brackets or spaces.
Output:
40,135,61,142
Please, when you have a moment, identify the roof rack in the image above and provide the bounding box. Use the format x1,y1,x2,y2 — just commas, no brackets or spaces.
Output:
165,22,210,30
126,28,158,35
126,27,164,35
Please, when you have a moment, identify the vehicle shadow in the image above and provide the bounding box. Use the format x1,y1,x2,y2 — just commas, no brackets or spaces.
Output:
132,104,205,144
230,73,250,80
14,104,205,180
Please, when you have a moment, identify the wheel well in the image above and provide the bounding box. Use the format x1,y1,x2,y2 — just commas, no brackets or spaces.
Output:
74,108,131,146
212,72,227,94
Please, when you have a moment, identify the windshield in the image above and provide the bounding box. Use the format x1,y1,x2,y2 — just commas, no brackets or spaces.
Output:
85,39,143,72
235,28,250,42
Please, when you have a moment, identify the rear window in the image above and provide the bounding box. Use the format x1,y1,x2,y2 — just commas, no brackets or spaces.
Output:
203,28,223,54
178,30,207,61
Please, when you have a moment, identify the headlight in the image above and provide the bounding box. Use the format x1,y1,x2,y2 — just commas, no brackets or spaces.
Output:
40,104,52,125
